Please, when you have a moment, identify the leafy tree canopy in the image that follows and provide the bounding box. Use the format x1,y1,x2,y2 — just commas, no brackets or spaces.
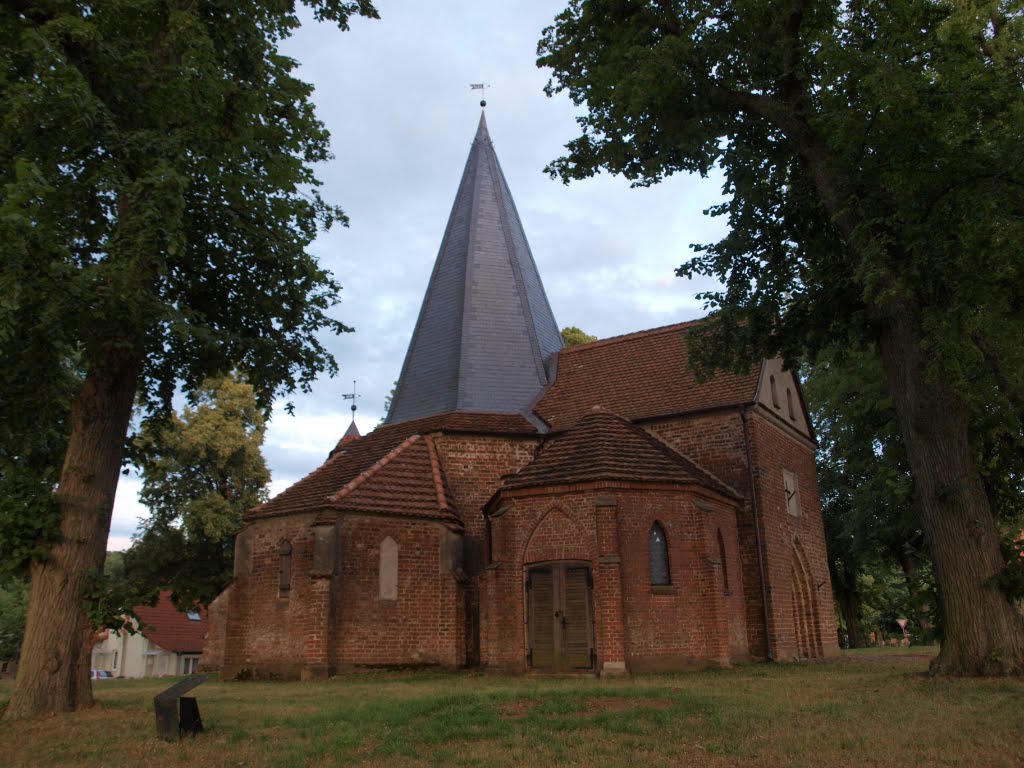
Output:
1,0,380,415
560,326,598,346
124,373,270,609
539,0,1024,674
0,0,378,718
803,345,926,645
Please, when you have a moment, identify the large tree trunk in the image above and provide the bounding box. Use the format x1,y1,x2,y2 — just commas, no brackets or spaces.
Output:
835,581,866,649
3,349,140,720
876,309,1024,675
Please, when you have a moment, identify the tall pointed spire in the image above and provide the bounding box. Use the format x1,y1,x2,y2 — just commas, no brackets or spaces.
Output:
386,112,563,425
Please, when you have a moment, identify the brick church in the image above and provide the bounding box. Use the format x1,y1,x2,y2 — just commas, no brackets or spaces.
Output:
203,113,839,678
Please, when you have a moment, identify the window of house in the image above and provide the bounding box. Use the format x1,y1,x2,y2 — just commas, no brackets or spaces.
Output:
783,470,801,517
786,388,796,420
770,374,780,408
717,528,730,595
182,656,200,675
278,540,292,597
649,523,671,586
186,611,200,621
379,536,398,600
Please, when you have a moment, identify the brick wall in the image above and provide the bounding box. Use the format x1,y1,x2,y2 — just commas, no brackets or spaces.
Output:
483,484,744,674
432,433,538,540
647,410,769,657
219,511,464,678
220,513,329,679
333,515,462,668
746,409,840,660
646,406,839,661
216,410,836,678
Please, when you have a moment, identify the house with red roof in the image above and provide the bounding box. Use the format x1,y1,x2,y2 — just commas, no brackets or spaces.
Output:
91,591,205,678
202,113,838,678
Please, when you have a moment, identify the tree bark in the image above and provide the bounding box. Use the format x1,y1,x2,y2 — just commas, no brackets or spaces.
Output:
835,582,865,648
876,309,1024,675
3,348,140,720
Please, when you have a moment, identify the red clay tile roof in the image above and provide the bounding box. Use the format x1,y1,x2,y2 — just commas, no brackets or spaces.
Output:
501,409,740,499
326,434,461,527
134,591,205,654
534,320,761,431
250,412,534,521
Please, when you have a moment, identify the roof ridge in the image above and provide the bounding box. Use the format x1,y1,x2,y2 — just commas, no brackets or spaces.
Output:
557,317,707,354
424,434,450,513
630,419,743,499
328,434,422,504
251,428,372,515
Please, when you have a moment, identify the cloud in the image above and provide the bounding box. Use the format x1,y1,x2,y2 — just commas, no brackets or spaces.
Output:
108,0,731,547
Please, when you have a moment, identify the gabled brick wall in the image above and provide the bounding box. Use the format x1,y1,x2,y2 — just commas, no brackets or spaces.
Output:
483,482,746,674
212,403,837,678
746,409,839,661
647,406,839,661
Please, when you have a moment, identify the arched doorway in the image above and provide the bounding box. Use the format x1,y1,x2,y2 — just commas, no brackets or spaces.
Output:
526,562,595,672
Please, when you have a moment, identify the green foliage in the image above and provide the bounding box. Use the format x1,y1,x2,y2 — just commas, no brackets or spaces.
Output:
124,373,270,608
540,1,1024,390
560,326,598,346
1,0,379,715
0,0,379,428
0,0,375,568
0,576,29,660
539,0,1024,669
0,350,77,577
380,380,397,426
803,345,928,637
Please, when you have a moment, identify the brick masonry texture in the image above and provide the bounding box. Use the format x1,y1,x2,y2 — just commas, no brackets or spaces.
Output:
208,400,839,678
205,114,838,677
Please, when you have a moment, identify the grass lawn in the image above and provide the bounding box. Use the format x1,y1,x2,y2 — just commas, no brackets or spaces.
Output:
1,648,1021,767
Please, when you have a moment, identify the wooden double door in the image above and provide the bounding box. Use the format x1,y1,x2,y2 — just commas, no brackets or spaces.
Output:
526,562,595,672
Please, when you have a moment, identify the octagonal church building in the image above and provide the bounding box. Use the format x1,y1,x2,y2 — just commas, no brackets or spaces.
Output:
202,113,839,678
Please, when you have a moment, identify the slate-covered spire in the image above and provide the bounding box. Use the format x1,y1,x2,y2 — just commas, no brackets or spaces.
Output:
386,112,563,425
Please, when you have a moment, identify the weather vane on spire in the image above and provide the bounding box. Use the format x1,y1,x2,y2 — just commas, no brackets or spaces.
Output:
342,380,361,421
470,82,489,108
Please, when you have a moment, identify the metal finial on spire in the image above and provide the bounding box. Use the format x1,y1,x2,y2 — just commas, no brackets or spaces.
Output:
470,82,489,107
342,380,361,419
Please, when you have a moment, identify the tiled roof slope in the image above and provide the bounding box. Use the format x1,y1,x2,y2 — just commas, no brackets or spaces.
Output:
502,410,740,499
326,434,461,527
535,320,761,431
251,411,537,520
386,111,563,425
340,419,361,445
134,591,205,654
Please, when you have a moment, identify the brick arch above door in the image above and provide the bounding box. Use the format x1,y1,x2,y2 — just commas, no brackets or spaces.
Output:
522,505,593,565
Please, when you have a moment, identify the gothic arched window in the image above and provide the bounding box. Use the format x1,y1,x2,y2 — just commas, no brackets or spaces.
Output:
649,523,671,586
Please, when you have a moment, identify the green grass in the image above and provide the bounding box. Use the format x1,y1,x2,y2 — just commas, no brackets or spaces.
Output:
1,649,1022,767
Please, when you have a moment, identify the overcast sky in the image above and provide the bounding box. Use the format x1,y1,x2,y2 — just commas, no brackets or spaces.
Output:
107,0,730,549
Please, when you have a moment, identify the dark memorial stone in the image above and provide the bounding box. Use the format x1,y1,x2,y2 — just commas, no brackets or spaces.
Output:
154,674,207,742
